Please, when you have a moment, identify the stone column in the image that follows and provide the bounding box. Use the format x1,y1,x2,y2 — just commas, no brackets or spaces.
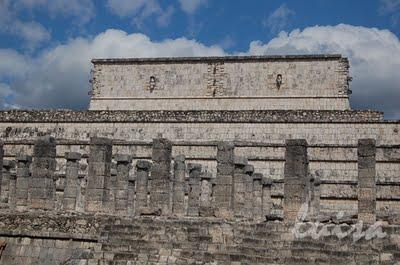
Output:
149,138,172,215
15,155,32,210
1,160,14,204
0,140,3,200
7,163,17,209
85,137,112,213
188,163,202,217
358,139,376,224
172,155,186,216
262,176,272,219
244,164,254,217
199,172,213,217
309,176,321,221
233,156,248,218
214,142,235,218
63,152,81,211
30,136,57,210
115,154,132,216
252,173,263,220
127,172,135,216
284,139,309,222
135,160,151,215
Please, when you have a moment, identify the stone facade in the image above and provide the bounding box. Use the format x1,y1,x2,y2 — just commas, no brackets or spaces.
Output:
0,55,398,264
89,55,351,110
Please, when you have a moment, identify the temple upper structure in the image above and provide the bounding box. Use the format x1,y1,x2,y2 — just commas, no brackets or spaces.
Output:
89,54,351,110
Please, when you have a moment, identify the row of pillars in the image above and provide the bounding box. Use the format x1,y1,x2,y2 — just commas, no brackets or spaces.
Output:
284,139,377,224
0,137,377,223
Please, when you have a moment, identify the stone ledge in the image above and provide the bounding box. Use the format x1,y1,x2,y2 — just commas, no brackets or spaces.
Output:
91,54,344,64
0,110,387,123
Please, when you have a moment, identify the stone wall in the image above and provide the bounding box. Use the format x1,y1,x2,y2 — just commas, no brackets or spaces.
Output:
0,135,399,264
0,110,398,218
89,55,351,110
0,135,399,220
0,212,400,265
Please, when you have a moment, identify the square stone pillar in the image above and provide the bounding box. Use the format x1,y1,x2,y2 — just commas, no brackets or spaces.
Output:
214,142,235,218
244,164,254,217
358,139,376,224
30,135,57,210
252,173,263,220
233,156,248,218
149,138,172,215
115,154,132,216
187,163,202,217
199,172,213,217
0,140,3,200
172,155,186,216
135,160,151,215
262,175,272,219
15,155,32,210
284,139,309,222
310,176,321,221
85,137,112,213
1,160,14,204
63,152,81,211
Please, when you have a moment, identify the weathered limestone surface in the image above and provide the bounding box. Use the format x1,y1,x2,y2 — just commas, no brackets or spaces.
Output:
15,155,32,211
30,136,56,210
63,152,81,211
0,54,398,265
135,160,151,215
89,55,351,110
85,137,112,213
149,138,172,215
284,139,309,222
172,155,185,216
114,154,132,216
0,141,3,203
358,139,377,224
214,142,235,218
187,163,201,217
0,211,399,265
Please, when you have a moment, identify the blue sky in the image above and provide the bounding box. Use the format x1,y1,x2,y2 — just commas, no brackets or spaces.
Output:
0,0,399,118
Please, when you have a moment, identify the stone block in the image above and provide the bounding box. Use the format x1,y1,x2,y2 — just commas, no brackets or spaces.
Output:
358,139,376,157
114,154,132,163
16,155,32,163
136,160,151,170
65,152,82,161
244,164,254,175
234,156,248,166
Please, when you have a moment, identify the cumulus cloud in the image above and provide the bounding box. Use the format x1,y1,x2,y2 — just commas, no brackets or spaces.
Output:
0,29,225,109
247,24,400,119
0,1,51,48
106,0,174,27
0,24,399,119
178,0,208,14
13,0,95,24
263,4,295,33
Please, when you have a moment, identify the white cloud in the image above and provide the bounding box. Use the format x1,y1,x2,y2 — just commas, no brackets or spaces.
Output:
0,1,51,48
0,29,225,109
246,24,400,119
0,49,30,78
0,24,399,119
178,0,208,14
106,0,174,27
13,0,95,24
263,4,295,33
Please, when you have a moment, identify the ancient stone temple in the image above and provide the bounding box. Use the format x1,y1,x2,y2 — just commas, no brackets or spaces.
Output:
0,55,399,264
